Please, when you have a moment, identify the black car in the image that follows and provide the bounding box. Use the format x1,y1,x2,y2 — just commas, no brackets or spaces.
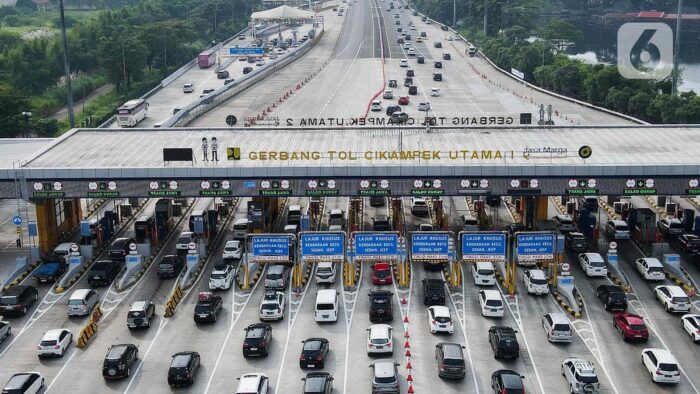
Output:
102,344,138,379
421,16,427,21
224,78,235,85
157,255,185,279
390,112,409,124
678,234,700,254
434,41,442,48
406,69,415,77
193,292,223,323
216,70,229,79
417,56,425,64
88,260,124,287
302,372,334,394
0,285,38,316
386,105,401,116
369,290,393,322
491,370,525,393
488,326,520,359
435,342,466,379
442,53,451,60
243,66,253,74
441,25,449,31
596,284,628,312
109,237,136,262
434,61,442,69
299,337,330,368
422,278,445,305
243,323,272,357
433,72,442,81
565,232,588,252
373,215,391,231
167,351,200,387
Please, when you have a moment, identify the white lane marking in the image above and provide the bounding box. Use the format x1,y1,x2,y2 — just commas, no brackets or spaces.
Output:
44,345,78,393
273,265,315,393
123,318,171,394
204,274,263,393
342,262,362,394
497,283,545,394
317,40,364,117
445,267,479,393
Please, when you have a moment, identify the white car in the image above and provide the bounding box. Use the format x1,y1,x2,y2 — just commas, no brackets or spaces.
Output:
371,100,382,111
383,90,394,99
427,305,453,334
445,35,453,41
403,43,411,50
0,321,10,344
399,59,408,67
478,289,504,317
182,83,194,93
561,358,600,393
222,240,242,260
635,257,665,281
235,373,269,394
430,88,440,97
366,324,393,355
577,253,607,277
654,285,691,313
681,314,700,343
209,264,235,290
522,269,549,295
410,26,417,31
417,101,431,111
37,329,72,358
641,348,680,384
259,290,286,321
471,261,496,286
552,214,576,232
407,48,416,56
315,261,336,284
3,372,44,394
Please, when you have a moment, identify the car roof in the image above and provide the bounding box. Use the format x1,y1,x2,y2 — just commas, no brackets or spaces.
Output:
429,305,450,317
618,312,644,324
106,344,131,359
640,257,662,266
2,285,31,296
238,373,267,390
528,269,546,279
481,289,501,299
5,373,40,389
330,209,343,214
368,324,392,338
438,342,464,357
582,252,604,261
545,312,570,324
212,264,230,273
659,285,687,296
233,218,248,224
373,361,396,378
644,348,677,363
70,288,92,299
43,328,66,340
475,261,493,269
304,372,331,391
611,220,627,225
268,265,285,273
171,352,196,366
566,358,596,374
317,261,334,268
129,301,149,311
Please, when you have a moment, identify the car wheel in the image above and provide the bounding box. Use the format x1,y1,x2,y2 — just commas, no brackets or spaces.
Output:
60,347,65,357
666,305,672,313
561,366,565,376
22,307,26,314
34,293,38,302
213,314,217,322
570,384,575,394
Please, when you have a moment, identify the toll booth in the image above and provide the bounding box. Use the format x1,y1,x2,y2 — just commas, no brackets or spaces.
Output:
248,198,281,233
135,215,157,245
207,209,219,239
628,207,656,244
154,198,174,240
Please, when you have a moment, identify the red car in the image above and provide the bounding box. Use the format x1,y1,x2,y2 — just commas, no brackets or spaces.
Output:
371,262,393,285
613,312,649,342
398,96,409,105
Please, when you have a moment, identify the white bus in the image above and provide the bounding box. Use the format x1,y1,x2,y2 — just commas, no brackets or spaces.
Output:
116,99,149,127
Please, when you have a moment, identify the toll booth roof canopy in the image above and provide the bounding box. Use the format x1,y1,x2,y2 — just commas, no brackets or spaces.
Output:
251,5,314,20
0,138,54,169
16,126,700,177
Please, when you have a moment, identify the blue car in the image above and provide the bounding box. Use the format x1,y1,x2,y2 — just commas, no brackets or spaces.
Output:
33,259,67,284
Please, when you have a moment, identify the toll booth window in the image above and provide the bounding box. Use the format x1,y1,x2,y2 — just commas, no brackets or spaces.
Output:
56,199,67,226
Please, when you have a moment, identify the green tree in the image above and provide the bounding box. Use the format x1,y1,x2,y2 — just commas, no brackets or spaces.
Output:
627,91,652,120
0,84,30,138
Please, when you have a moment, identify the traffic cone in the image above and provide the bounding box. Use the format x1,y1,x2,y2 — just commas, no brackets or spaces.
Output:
401,297,407,304
406,360,412,369
408,383,414,393
404,341,410,348
403,316,409,323
405,349,411,357
404,331,410,338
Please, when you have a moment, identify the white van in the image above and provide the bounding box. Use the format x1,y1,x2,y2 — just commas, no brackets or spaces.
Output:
176,231,197,252
232,219,249,240
635,257,665,281
315,289,339,322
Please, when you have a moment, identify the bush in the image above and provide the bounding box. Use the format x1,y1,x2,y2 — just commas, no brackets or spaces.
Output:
3,15,21,27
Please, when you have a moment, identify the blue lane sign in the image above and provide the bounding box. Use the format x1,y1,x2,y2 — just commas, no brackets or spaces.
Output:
300,232,345,261
411,233,449,261
252,235,290,262
229,47,264,55
461,232,506,261
12,216,22,225
355,233,398,260
516,233,555,261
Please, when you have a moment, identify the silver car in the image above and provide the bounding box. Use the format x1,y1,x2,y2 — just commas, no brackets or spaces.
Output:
264,265,289,290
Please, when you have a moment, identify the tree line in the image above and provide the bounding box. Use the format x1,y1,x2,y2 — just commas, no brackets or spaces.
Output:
0,0,260,138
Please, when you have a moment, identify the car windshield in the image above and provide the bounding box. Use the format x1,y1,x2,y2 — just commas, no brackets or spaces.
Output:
261,303,279,310
128,310,145,318
659,363,679,372
477,269,494,276
485,300,502,307
628,324,646,330
0,296,18,305
68,299,84,305
210,272,226,279
530,277,548,285
576,373,598,384
553,324,570,331
303,341,322,351
374,375,397,384
40,340,57,346
317,266,332,273
224,246,238,252
171,355,190,368
90,270,105,276
443,358,464,366
674,296,690,303
615,224,629,231
247,328,266,338
178,236,190,244
588,259,605,267
267,273,282,280
317,303,334,310
435,316,451,323
194,304,212,313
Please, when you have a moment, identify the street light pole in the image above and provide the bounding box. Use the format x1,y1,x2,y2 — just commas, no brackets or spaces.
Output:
58,0,75,128
483,0,487,37
672,0,683,95
452,0,456,27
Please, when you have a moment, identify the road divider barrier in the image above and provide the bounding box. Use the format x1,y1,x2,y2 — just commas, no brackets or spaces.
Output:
76,305,102,348
164,284,184,318
1,258,41,292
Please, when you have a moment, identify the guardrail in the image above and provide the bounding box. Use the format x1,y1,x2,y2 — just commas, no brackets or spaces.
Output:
98,25,253,128
405,4,648,125
163,33,317,127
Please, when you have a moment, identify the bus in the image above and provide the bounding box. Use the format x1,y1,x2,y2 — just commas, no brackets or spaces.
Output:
116,99,148,127
198,50,217,68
